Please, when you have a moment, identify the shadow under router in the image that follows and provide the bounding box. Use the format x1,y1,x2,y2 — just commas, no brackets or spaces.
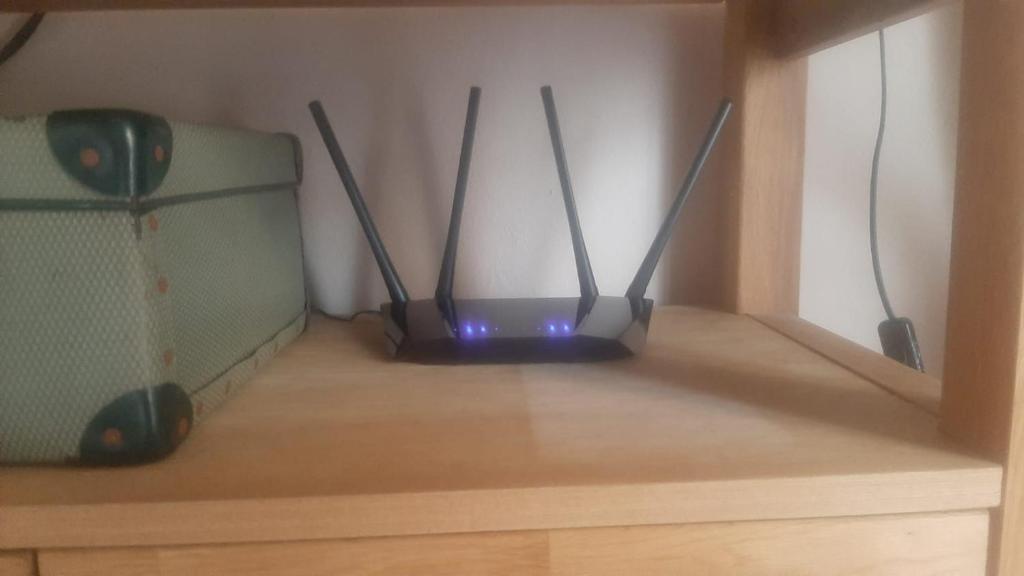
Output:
310,87,731,364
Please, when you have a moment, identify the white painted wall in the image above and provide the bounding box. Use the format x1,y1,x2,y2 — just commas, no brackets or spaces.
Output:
0,6,725,313
800,4,962,377
0,6,962,376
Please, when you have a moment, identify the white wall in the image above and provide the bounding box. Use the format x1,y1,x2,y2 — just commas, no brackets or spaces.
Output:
1,6,962,376
800,4,962,377
0,6,725,312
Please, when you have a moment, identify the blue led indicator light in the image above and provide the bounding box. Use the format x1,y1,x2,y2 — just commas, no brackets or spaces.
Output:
547,324,556,334
480,325,488,334
562,323,571,334
465,324,474,336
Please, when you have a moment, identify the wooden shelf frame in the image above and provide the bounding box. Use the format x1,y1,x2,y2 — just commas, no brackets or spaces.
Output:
3,1,1022,573
0,0,951,53
3,0,715,9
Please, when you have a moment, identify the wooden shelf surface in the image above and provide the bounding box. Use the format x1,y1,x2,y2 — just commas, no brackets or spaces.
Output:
0,307,1001,550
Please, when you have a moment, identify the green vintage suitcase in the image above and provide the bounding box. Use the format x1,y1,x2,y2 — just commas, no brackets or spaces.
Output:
0,110,307,465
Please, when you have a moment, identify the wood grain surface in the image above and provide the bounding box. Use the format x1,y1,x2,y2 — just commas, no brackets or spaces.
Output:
941,1,1024,574
0,553,35,576
0,308,999,550
754,313,941,415
718,0,806,315
36,512,989,576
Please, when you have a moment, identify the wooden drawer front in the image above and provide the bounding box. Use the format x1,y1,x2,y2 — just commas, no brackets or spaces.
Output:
36,511,989,576
549,512,989,575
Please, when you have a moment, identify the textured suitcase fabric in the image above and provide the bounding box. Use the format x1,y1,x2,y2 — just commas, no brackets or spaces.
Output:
0,110,307,464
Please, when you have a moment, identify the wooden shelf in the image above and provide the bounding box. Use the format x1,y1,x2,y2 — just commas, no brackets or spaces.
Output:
0,307,1001,551
0,0,942,64
3,0,717,11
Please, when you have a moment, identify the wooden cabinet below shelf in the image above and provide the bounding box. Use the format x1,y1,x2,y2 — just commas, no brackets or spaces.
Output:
33,512,991,576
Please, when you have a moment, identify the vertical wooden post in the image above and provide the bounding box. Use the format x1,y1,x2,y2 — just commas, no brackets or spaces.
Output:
718,0,808,315
941,2,1024,574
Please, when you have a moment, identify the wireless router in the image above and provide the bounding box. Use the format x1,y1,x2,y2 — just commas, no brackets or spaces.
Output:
309,87,731,364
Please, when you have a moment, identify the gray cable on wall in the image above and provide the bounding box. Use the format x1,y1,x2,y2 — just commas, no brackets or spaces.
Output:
870,29,896,322
870,29,925,372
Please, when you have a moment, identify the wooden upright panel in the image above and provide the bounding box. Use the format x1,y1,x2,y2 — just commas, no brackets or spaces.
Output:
941,2,1024,574
719,0,806,315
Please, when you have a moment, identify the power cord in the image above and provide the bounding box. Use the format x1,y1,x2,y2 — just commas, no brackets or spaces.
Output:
870,29,896,322
871,29,924,372
0,13,44,70
320,309,381,322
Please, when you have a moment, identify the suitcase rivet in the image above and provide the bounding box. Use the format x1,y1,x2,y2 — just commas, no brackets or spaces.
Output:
157,277,169,294
79,147,101,169
147,214,160,232
101,428,123,449
154,145,166,163
176,417,190,440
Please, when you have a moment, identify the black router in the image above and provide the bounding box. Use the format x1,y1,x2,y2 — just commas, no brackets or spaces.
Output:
309,87,731,364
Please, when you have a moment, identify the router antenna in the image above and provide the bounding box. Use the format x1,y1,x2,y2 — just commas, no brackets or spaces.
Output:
436,87,481,303
625,98,732,302
309,100,410,308
541,86,599,309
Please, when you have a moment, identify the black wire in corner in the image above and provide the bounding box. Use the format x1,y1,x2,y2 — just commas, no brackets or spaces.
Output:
320,309,381,322
870,29,897,322
0,13,44,70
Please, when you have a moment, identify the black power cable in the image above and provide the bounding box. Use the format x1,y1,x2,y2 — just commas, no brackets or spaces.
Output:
870,29,896,322
320,309,381,322
871,29,925,372
0,13,45,70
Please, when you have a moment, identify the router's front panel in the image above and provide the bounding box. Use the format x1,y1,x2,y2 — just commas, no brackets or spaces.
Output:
383,297,651,364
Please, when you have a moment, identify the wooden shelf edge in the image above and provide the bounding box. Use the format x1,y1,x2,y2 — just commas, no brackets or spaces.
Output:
769,0,954,59
2,0,720,12
751,313,941,415
33,511,992,576
0,469,1002,550
0,551,36,576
